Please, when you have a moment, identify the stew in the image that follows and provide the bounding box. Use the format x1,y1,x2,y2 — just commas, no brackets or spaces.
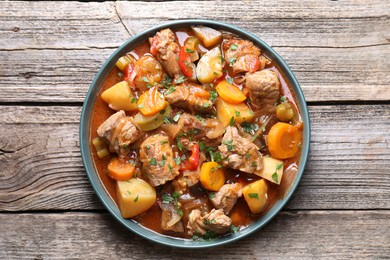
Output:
89,26,303,240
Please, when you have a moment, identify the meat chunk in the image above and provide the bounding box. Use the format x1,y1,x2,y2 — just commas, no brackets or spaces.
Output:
160,202,184,233
97,110,141,157
187,209,206,236
165,83,213,113
223,39,261,75
187,209,232,236
175,113,224,146
139,134,180,186
246,70,280,113
149,28,180,78
218,126,263,174
210,183,242,214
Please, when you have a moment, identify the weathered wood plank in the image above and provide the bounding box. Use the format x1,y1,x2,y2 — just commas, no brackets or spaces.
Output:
0,211,389,258
1,45,388,102
1,1,388,49
0,105,389,211
0,1,389,102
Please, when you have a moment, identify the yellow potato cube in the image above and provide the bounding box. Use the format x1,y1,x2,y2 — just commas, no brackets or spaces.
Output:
216,97,254,126
116,178,156,218
254,157,284,185
242,179,268,214
101,81,138,111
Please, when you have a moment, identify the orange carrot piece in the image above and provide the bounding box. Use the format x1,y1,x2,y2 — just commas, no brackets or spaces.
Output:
268,122,300,159
200,161,225,191
216,80,246,104
137,86,165,116
107,157,135,181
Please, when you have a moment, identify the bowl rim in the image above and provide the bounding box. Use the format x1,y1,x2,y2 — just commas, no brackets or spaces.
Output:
80,19,311,249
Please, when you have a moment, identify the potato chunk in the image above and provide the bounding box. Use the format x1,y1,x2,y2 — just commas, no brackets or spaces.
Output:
254,157,284,184
196,47,223,84
101,81,138,111
242,179,268,214
191,26,222,48
216,97,254,126
116,178,156,218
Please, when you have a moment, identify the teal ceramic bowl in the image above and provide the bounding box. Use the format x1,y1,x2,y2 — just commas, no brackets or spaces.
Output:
80,20,310,248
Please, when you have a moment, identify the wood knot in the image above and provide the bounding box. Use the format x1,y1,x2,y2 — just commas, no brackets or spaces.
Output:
12,27,20,32
21,72,32,79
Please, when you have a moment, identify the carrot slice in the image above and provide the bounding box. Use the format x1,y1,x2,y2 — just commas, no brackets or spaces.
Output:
107,157,135,181
268,122,300,159
200,162,225,191
216,80,246,104
137,86,165,116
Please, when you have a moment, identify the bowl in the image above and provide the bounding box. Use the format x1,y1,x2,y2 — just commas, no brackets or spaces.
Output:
80,19,310,248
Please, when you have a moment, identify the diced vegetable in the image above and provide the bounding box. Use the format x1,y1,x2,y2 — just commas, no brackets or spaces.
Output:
242,179,268,214
276,102,294,122
137,86,166,116
216,97,254,126
184,36,200,62
196,47,223,84
133,56,163,92
191,26,222,48
107,157,135,181
101,81,138,111
216,80,247,104
116,178,157,218
180,143,200,171
92,137,109,158
134,102,172,131
116,54,135,71
178,46,194,77
200,161,225,191
253,157,284,184
268,122,300,159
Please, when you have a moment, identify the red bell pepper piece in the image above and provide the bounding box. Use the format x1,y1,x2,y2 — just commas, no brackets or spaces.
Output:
178,46,193,77
180,143,200,171
123,63,137,87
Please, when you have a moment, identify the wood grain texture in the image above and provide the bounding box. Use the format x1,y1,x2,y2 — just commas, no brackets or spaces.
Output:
0,1,389,102
1,211,389,259
1,105,389,211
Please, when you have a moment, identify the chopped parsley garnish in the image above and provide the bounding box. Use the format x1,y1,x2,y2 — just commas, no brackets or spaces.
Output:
161,75,172,89
117,72,123,78
209,90,218,103
209,150,222,162
168,164,174,173
174,157,181,165
172,191,181,199
224,140,234,151
134,195,139,202
226,77,234,84
162,194,175,204
175,209,183,216
229,116,235,126
230,224,240,233
272,172,279,183
165,86,176,95
262,125,266,132
251,162,257,167
176,138,184,151
163,116,171,124
138,104,144,109
248,193,259,199
241,122,259,135
276,163,283,170
141,76,149,83
245,153,251,159
174,75,186,84
131,98,137,103
149,158,157,166
199,141,206,152
160,140,168,145
185,48,194,53
127,190,131,195
209,192,215,199
203,102,211,108
280,96,287,102
234,110,240,116
159,109,166,115
173,113,181,122
146,145,151,150
230,43,238,50
228,57,237,66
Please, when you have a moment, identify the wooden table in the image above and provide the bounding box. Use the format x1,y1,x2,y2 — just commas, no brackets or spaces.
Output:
1,1,389,258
